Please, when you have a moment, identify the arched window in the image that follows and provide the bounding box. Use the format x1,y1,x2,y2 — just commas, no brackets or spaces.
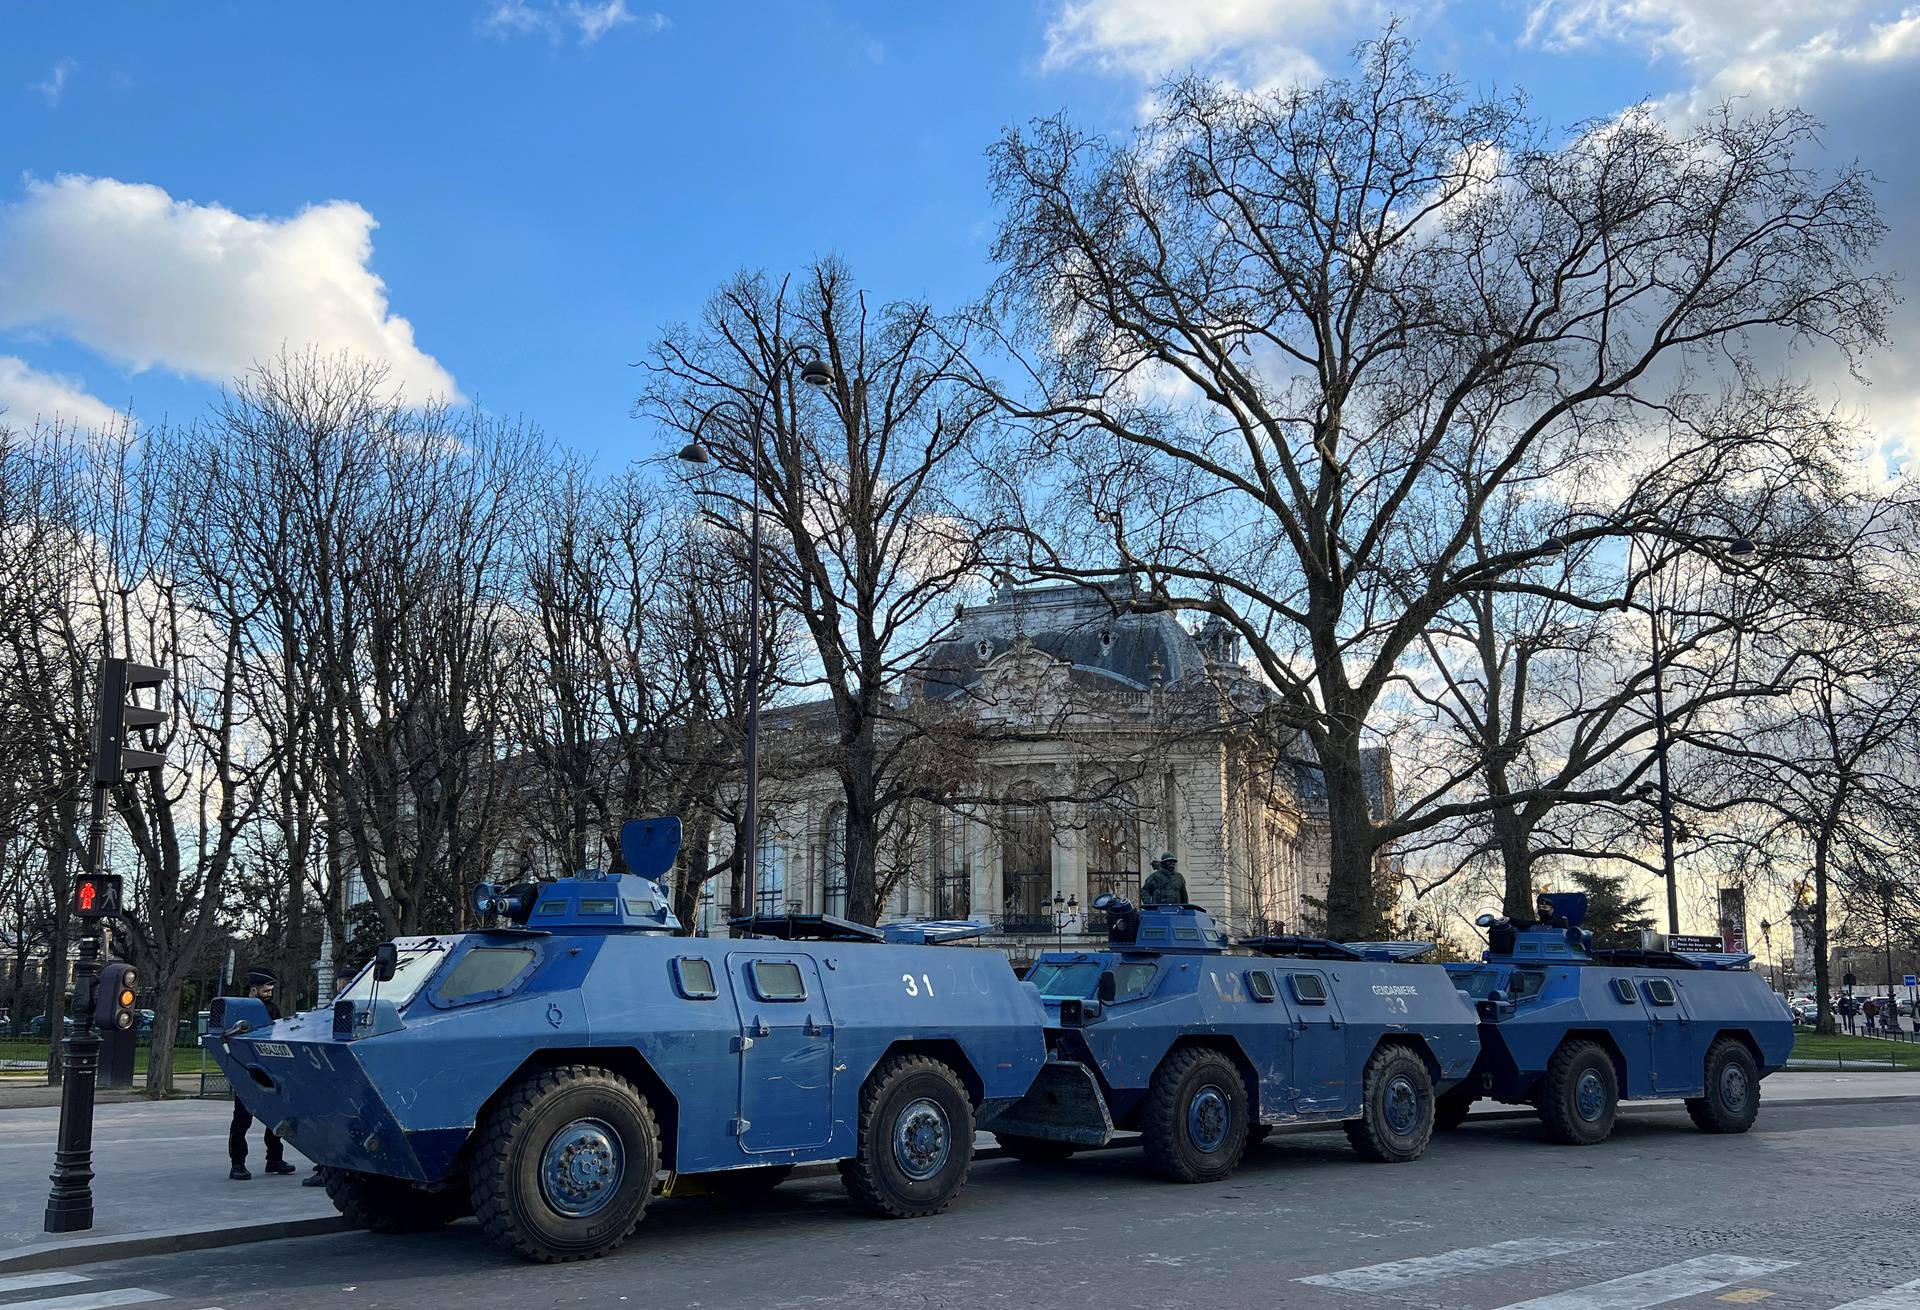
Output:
1087,794,1142,928
755,825,786,916
1001,802,1052,933
822,805,848,918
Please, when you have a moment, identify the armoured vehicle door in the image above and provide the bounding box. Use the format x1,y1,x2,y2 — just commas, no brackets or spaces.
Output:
728,953,835,1153
1279,967,1349,1114
1639,975,1698,1094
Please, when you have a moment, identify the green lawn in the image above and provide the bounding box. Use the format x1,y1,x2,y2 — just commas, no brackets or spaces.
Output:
1791,1031,1920,1070
0,1038,213,1077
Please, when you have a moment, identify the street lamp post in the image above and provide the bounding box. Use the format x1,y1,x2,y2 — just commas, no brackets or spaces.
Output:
1049,890,1079,951
678,353,835,915
1760,917,1776,994
1626,530,1753,936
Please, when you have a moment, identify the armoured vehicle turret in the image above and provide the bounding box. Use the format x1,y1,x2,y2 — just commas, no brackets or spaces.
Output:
204,818,1048,1262
980,896,1482,1183
1438,892,1795,1144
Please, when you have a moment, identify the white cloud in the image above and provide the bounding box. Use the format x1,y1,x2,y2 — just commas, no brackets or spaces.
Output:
1042,0,1337,89
481,0,668,44
30,57,75,107
1521,1,1920,474
0,175,458,401
0,356,125,433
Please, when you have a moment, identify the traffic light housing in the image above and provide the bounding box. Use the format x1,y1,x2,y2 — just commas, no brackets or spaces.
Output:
93,962,137,1032
72,873,123,921
91,658,167,785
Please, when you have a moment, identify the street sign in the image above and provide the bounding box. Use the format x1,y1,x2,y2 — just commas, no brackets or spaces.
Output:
1905,974,1917,988
1844,972,1857,989
1670,934,1722,954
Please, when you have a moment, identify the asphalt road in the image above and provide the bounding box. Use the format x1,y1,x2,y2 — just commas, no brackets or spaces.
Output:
19,1099,1920,1310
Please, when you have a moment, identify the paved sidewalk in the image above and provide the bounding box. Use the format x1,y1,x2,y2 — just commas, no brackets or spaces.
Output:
0,1070,1910,1273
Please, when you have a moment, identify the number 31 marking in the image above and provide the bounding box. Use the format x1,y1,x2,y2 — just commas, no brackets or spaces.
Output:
903,973,935,997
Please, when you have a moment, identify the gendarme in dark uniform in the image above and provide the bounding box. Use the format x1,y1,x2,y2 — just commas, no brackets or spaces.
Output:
228,968,298,1180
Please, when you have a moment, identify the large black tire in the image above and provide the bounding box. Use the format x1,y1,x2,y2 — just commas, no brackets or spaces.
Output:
1537,1039,1618,1146
1434,1086,1476,1133
1685,1037,1761,1134
994,1132,1078,1164
469,1064,660,1263
1343,1045,1435,1163
839,1054,976,1218
1141,1047,1250,1184
320,1167,469,1233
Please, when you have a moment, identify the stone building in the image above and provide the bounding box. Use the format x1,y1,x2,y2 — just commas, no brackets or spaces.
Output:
716,582,1391,964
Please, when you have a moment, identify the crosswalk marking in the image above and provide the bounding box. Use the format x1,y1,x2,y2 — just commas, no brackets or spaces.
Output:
1489,1255,1798,1310
0,1277,90,1297
1830,1280,1920,1310
1299,1237,1612,1292
3,1289,169,1310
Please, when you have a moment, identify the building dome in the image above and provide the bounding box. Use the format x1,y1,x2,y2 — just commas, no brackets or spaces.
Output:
916,582,1209,698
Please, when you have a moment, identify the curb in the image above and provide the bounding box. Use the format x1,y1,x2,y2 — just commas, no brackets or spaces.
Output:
4,1086,1912,1274
0,1216,347,1274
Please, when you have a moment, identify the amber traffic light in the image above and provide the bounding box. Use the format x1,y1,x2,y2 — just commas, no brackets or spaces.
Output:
94,962,138,1031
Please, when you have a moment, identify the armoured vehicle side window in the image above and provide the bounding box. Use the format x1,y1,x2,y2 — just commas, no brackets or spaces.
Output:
1173,927,1200,941
1246,969,1276,1001
674,957,717,999
1141,926,1168,942
1112,963,1157,999
1611,978,1638,1004
437,947,537,1003
578,898,616,915
1289,973,1328,1005
751,959,807,1001
536,900,569,917
1507,971,1545,999
1642,978,1677,1006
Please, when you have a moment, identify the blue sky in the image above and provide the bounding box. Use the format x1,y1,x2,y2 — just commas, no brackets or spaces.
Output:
2,1,1914,465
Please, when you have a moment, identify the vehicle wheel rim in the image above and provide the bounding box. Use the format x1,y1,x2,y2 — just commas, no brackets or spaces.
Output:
1384,1073,1420,1135
539,1118,624,1218
1575,1069,1606,1123
892,1097,950,1181
1188,1084,1229,1153
1720,1062,1749,1109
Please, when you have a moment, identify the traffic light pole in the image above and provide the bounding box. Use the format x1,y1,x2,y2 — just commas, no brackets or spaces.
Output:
45,777,112,1233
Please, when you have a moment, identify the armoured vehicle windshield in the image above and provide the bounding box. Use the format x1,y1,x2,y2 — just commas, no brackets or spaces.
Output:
1027,960,1100,999
336,942,444,1006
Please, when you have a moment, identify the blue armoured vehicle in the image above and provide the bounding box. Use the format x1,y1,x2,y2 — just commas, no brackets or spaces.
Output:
204,819,1049,1262
1438,893,1795,1144
979,896,1482,1183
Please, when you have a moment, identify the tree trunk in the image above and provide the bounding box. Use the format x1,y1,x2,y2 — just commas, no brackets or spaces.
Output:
1486,764,1534,920
144,981,183,1097
843,796,883,928
1318,728,1384,940
1812,836,1834,1035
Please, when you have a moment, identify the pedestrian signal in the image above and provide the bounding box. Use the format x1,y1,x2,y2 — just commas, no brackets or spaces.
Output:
73,874,122,921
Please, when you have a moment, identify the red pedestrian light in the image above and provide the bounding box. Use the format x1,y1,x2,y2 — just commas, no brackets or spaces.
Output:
72,874,120,920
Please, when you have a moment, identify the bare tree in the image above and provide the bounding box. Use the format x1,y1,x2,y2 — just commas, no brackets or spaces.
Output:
979,32,1888,935
642,260,1004,925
